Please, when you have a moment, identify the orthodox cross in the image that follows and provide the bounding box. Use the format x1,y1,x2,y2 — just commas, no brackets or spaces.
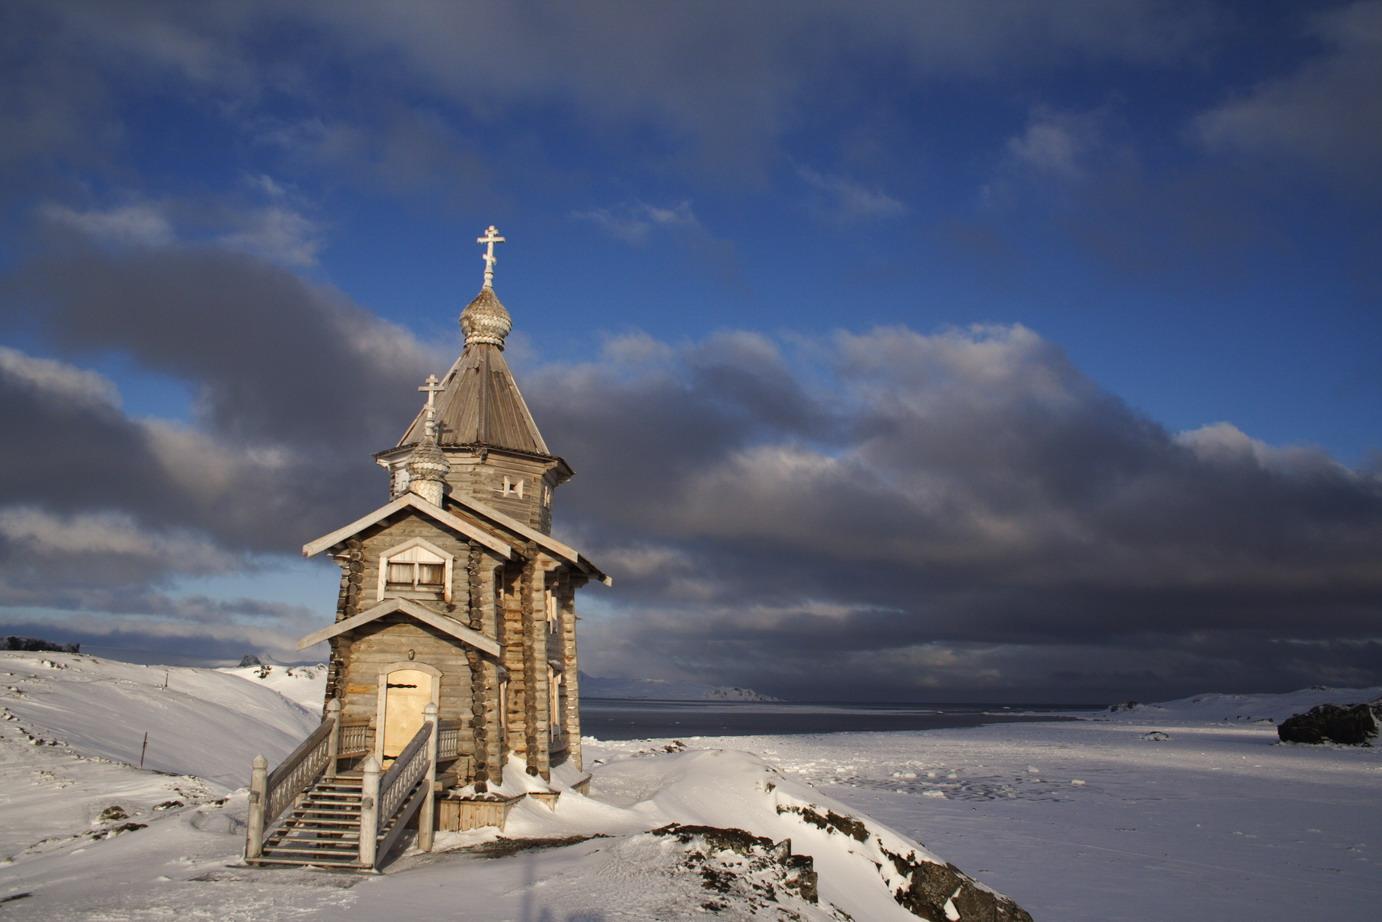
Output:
418,373,444,437
476,224,505,289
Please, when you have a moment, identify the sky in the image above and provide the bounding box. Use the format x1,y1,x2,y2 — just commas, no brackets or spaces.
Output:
1,0,1380,703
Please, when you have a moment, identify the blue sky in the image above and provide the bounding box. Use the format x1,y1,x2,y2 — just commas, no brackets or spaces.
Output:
1,1,1379,700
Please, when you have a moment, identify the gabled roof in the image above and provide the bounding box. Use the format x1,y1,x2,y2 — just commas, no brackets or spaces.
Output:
397,339,550,457
301,493,513,559
444,493,612,587
296,598,501,657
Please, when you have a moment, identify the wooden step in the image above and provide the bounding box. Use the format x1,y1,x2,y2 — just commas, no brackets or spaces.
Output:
263,844,360,858
273,834,360,847
293,805,361,816
248,855,365,870
277,812,356,829
281,815,360,827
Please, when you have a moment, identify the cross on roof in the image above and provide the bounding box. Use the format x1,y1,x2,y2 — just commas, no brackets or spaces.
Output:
418,373,445,436
476,224,505,289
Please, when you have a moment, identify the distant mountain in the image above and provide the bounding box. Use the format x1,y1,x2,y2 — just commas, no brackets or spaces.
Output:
580,672,781,702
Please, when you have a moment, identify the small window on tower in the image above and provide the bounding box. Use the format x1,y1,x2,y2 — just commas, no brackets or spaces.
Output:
500,475,525,498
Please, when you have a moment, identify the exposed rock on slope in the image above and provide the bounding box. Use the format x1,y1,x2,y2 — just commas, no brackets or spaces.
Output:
1278,702,1381,745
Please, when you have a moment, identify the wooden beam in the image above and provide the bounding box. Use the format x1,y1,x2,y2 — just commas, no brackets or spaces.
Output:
296,598,502,658
302,494,513,560
445,494,611,586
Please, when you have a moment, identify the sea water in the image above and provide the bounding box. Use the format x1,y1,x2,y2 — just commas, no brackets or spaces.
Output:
581,698,1085,740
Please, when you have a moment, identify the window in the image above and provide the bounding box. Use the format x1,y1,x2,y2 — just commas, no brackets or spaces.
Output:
387,560,443,590
377,538,453,601
500,475,524,498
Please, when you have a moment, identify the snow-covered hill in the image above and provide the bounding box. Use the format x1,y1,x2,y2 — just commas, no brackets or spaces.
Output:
0,651,1034,920
1104,684,1382,724
216,662,328,712
1,651,318,788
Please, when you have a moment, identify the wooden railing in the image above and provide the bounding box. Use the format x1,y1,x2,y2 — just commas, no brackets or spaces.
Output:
245,699,341,860
437,718,463,761
359,703,439,868
339,719,371,757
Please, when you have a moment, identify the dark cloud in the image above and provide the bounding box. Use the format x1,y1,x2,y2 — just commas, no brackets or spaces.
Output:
1195,0,1382,192
532,324,1382,700
3,0,1219,182
3,225,1379,699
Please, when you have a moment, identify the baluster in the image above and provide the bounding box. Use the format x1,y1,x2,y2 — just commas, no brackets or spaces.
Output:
246,754,267,860
419,703,439,852
325,698,341,780
359,755,381,868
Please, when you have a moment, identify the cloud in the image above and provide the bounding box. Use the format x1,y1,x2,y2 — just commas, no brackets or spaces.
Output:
37,193,325,269
38,203,175,247
0,345,122,407
1194,0,1382,189
528,323,1382,699
797,167,907,221
1003,109,1104,180
572,201,701,245
215,205,324,268
2,0,1220,183
3,275,1379,697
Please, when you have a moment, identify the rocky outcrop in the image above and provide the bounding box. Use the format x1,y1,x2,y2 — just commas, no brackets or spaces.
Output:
651,823,819,911
1278,702,1381,745
777,803,1034,922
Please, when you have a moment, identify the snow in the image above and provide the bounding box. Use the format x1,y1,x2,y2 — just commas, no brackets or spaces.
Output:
215,662,328,712
2,653,1379,920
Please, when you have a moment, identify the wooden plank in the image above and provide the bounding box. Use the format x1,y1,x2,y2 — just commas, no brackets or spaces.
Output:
303,494,512,560
297,598,501,657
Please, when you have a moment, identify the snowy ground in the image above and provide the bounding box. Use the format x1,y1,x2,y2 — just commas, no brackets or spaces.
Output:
1,651,1378,920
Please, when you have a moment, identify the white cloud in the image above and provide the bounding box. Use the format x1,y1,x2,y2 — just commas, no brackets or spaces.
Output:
797,166,907,221
1194,0,1382,185
572,200,700,245
39,202,175,247
216,205,324,267
0,345,121,408
0,507,235,573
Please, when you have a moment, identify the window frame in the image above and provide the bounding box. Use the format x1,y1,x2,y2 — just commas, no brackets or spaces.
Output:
377,537,454,602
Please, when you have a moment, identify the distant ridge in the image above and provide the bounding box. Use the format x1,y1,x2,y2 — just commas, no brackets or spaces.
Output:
580,672,782,702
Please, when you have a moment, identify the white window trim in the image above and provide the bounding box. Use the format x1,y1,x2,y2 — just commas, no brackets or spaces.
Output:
377,537,454,603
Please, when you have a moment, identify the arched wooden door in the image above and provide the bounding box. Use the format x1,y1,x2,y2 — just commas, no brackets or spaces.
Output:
376,666,437,763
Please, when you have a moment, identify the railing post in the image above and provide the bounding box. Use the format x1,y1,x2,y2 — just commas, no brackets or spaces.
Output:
359,755,381,869
419,703,439,852
325,698,341,780
246,754,267,860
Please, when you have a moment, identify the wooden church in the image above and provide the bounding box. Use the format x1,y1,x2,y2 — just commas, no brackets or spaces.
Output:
245,227,608,869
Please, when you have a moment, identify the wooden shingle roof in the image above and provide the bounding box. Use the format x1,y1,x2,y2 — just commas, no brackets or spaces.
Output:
397,291,550,456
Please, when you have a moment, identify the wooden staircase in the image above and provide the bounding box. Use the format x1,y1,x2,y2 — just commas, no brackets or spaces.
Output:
252,773,366,869
245,700,454,871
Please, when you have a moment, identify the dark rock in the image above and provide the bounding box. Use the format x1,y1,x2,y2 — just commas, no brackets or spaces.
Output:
778,803,1033,921
3,636,79,653
99,805,128,821
883,847,1034,922
776,803,869,842
1142,731,1170,742
1278,703,1381,745
652,823,818,905
237,654,262,667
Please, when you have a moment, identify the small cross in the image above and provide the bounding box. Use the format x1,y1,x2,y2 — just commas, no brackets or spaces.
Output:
476,224,505,289
418,373,444,436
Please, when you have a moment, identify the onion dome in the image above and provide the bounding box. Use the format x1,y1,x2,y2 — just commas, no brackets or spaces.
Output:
459,287,512,349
